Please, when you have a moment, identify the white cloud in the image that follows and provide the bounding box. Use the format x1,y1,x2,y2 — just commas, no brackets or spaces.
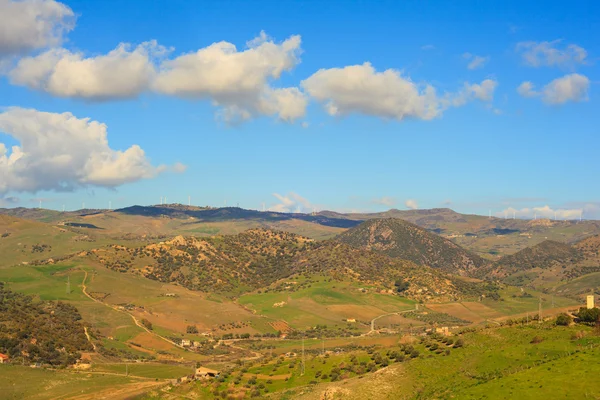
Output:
153,32,306,123
541,73,589,104
517,74,590,104
405,199,418,210
301,121,309,128
7,32,307,122
421,44,435,51
372,196,396,207
269,192,313,213
0,107,183,194
517,81,537,98
463,53,489,70
9,41,166,100
497,205,582,220
0,0,75,57
516,40,587,68
302,62,497,121
453,79,498,106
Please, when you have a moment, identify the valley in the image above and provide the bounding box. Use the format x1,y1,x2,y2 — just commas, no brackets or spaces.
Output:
0,206,599,399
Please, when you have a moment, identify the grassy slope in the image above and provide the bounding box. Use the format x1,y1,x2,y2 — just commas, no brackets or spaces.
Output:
284,324,600,400
238,277,415,330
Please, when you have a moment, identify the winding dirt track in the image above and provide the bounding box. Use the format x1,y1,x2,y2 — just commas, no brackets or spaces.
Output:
80,270,184,350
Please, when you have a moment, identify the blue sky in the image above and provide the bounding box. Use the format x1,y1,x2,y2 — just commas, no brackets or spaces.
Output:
0,0,598,219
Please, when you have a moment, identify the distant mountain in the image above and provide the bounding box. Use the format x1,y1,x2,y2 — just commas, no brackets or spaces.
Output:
116,205,361,228
335,218,488,275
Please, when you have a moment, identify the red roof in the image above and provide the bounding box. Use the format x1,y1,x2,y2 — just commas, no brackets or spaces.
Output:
0,353,9,359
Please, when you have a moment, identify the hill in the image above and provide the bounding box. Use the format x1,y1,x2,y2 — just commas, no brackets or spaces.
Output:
480,240,582,279
335,218,488,275
85,228,494,302
0,282,92,365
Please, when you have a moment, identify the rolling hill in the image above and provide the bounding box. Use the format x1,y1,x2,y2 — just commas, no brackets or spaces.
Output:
335,218,488,276
84,228,495,302
479,240,583,279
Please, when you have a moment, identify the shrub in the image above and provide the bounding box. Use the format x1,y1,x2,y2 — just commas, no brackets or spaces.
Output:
530,336,544,344
556,313,572,326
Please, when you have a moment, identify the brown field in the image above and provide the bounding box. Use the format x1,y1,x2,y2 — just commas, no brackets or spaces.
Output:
326,304,392,321
270,321,291,333
425,303,486,323
461,302,504,319
130,332,175,352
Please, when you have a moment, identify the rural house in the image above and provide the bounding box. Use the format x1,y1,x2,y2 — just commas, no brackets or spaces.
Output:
0,353,9,363
195,367,219,379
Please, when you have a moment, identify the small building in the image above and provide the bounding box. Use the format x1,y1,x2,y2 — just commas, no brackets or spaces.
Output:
181,339,191,347
195,367,219,379
587,295,595,309
0,353,9,364
435,327,451,336
193,341,201,347
345,318,356,323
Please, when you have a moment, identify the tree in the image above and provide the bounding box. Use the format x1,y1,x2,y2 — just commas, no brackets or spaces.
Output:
577,307,600,324
186,325,198,334
141,318,153,330
556,313,572,326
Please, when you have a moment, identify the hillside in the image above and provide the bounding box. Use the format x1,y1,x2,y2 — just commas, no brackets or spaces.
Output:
335,218,488,275
480,240,582,279
86,228,494,302
0,282,92,365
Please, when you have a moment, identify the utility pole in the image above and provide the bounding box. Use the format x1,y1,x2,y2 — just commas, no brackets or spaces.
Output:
301,336,305,376
66,276,70,294
322,339,325,357
538,297,542,324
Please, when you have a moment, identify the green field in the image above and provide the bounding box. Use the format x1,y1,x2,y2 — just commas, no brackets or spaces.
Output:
270,323,600,400
0,364,141,400
90,362,193,379
238,277,415,329
483,287,578,316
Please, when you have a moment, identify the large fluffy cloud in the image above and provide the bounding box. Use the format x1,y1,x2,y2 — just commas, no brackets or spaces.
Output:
0,0,75,57
517,74,589,104
7,32,307,122
0,107,181,194
516,40,587,68
9,41,166,100
153,32,306,123
301,63,497,121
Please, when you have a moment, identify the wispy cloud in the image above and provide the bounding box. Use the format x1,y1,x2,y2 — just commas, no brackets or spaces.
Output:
463,53,489,70
372,196,396,207
516,40,587,68
497,205,583,220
